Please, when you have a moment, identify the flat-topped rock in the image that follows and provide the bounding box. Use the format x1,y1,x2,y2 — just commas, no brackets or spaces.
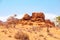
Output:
32,12,45,19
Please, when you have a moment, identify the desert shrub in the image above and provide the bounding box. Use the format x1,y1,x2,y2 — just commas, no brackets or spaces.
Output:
8,35,12,38
7,17,19,24
55,16,60,27
14,31,29,40
5,16,19,28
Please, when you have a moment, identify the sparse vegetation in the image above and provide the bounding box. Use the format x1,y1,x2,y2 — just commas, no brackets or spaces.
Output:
55,16,60,27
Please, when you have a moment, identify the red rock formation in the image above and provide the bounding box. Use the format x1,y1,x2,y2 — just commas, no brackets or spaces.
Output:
22,14,31,20
31,12,45,21
32,12,45,19
20,12,55,27
0,12,55,27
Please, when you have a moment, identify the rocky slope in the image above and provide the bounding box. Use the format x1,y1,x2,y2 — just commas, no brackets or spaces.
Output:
0,12,60,40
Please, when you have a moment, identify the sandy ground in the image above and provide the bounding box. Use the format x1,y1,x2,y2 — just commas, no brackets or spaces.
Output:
0,24,60,40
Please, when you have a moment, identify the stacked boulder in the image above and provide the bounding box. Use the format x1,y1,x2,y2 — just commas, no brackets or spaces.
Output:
31,12,45,22
22,12,45,22
22,14,31,20
21,12,55,26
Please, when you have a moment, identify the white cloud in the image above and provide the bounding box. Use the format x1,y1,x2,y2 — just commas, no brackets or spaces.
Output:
0,14,24,22
0,13,58,22
0,16,8,22
44,13,58,21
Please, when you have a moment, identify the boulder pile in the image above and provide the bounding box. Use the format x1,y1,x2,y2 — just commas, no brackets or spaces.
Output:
22,12,45,22
20,12,55,26
21,12,55,27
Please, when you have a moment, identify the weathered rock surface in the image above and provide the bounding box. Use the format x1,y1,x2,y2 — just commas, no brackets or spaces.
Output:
31,12,45,21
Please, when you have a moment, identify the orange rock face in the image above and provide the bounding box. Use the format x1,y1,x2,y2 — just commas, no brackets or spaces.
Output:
32,12,45,19
20,12,55,27
30,12,45,22
22,14,31,20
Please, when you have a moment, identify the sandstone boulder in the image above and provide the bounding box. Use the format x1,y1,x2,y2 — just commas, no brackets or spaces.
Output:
23,14,31,20
31,12,45,21
32,12,45,19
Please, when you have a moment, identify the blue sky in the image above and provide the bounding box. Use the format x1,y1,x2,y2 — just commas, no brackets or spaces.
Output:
0,0,60,21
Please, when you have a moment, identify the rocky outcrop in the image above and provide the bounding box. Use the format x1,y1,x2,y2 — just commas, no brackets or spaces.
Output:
0,12,55,28
31,12,45,22
20,12,55,27
22,14,31,20
32,12,45,19
22,12,45,22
